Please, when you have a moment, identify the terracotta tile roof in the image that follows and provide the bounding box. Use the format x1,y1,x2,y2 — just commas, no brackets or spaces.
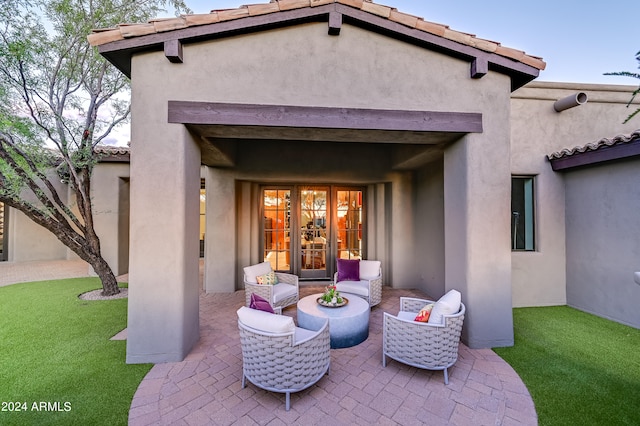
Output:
88,0,546,71
548,130,640,160
94,144,130,162
547,129,640,171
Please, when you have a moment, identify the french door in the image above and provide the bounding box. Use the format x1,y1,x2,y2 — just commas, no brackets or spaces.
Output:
262,186,364,279
299,187,329,279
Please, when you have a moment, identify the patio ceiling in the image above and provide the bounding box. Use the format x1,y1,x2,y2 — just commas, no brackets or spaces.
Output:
168,101,482,168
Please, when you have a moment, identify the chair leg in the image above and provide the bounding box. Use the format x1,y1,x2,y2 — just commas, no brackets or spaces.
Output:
285,392,290,411
382,353,386,367
443,368,449,385
242,374,246,389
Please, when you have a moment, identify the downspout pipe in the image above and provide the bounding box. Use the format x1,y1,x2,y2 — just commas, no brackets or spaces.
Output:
554,92,588,112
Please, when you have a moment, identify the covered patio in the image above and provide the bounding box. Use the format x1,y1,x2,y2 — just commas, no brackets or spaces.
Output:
88,0,546,364
128,284,537,425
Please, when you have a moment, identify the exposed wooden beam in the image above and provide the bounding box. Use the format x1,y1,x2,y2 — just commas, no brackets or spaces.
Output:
164,39,183,63
471,58,487,79
328,11,342,35
168,101,483,134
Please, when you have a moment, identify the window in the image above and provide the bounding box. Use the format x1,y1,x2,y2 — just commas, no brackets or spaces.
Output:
263,189,291,272
511,177,535,251
336,190,363,260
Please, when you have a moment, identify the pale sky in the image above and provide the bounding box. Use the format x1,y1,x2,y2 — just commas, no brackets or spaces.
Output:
163,0,639,85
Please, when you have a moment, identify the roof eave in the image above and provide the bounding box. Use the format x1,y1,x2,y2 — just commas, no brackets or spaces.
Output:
548,134,640,171
97,3,540,90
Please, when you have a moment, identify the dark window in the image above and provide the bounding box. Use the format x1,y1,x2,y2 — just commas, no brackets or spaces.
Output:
511,177,535,251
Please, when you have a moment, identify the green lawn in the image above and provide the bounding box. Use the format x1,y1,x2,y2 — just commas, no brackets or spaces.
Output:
0,278,152,426
494,306,640,426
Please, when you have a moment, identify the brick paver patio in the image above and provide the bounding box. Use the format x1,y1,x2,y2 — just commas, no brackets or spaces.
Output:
129,286,538,425
0,260,537,425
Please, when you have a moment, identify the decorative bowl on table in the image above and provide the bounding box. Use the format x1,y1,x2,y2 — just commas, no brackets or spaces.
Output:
317,285,348,308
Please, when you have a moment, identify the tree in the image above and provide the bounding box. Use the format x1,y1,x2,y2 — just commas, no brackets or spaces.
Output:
605,50,640,123
0,0,189,295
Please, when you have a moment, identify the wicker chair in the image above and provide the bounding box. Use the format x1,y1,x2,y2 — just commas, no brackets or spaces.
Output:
243,261,299,309
237,306,331,411
382,297,465,384
334,260,382,307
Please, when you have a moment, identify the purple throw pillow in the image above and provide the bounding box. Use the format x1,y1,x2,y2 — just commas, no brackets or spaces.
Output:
337,259,360,282
250,293,274,314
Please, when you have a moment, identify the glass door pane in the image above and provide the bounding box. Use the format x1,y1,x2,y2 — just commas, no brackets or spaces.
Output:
263,189,291,271
337,190,363,260
300,188,328,278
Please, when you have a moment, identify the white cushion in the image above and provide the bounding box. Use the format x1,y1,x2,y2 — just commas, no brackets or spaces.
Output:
237,306,295,334
335,280,369,297
359,260,381,279
397,311,417,321
272,283,297,304
294,326,318,344
243,262,272,284
428,289,462,325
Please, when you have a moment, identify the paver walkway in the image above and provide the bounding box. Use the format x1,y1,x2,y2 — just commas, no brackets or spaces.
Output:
0,259,91,287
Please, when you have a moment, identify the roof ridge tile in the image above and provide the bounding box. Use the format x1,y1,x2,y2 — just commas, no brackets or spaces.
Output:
361,2,392,18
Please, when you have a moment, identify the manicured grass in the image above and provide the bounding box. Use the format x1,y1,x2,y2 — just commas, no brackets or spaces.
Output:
494,306,640,426
0,278,152,426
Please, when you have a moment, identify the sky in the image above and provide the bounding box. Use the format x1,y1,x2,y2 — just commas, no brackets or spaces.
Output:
159,0,639,85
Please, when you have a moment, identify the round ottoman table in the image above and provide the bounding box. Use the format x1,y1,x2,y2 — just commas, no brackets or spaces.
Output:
297,293,370,349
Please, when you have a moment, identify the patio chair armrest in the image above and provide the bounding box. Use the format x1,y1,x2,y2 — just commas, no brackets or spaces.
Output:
275,272,299,288
244,280,273,307
293,318,330,346
399,297,434,313
366,276,383,306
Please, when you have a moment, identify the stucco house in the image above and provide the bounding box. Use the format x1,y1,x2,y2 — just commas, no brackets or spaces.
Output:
2,0,639,364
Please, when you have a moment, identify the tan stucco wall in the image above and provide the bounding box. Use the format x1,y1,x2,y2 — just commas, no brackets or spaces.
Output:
7,172,70,262
6,163,129,276
443,69,514,347
8,209,68,261
564,159,640,328
91,163,130,275
126,118,201,363
414,160,445,297
510,82,640,307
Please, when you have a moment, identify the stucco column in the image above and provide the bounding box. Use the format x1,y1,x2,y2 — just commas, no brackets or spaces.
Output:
390,172,417,288
444,133,514,348
204,167,236,292
126,125,201,363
